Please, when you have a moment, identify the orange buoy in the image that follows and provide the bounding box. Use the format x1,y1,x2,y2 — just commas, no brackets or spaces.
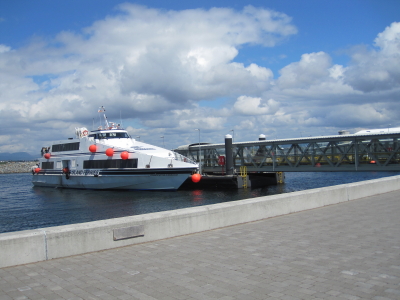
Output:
89,145,97,153
44,153,51,159
34,167,41,173
120,151,129,160
191,173,202,183
105,148,114,157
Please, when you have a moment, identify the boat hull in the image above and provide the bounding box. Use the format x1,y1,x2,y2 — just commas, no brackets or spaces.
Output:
32,169,194,191
32,110,199,191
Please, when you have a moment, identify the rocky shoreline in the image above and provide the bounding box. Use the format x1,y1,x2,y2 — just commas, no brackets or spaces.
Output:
0,161,39,174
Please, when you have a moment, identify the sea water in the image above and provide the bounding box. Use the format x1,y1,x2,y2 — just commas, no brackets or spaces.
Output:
0,171,399,233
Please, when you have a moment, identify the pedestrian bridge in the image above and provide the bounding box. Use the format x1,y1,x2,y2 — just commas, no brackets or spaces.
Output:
175,132,400,173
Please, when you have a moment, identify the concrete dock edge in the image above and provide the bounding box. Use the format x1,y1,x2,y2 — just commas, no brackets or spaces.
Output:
1,175,399,268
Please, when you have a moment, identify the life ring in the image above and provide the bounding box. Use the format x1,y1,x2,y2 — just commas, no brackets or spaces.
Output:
82,130,89,136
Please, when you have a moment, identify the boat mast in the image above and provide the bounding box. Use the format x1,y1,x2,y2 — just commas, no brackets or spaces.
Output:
98,106,110,129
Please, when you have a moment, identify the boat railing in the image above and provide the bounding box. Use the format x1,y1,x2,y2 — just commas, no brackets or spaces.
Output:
173,151,197,165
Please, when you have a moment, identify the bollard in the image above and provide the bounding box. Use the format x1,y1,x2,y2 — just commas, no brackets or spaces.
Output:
225,134,234,175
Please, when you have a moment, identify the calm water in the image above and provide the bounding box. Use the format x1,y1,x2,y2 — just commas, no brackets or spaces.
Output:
1,172,399,233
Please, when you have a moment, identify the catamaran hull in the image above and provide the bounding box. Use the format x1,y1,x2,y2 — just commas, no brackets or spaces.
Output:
32,171,193,191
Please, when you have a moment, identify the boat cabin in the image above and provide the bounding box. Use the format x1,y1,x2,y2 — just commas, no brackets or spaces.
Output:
88,131,130,140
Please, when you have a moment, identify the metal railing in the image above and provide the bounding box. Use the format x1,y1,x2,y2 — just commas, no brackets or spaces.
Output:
175,133,400,172
173,151,197,165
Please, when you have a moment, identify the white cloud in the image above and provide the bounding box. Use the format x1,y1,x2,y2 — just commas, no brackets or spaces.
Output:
234,96,279,115
237,120,255,130
277,52,332,89
0,4,299,152
374,22,400,55
344,22,400,92
329,64,345,81
1,5,400,153
113,5,283,102
0,44,10,53
325,104,389,127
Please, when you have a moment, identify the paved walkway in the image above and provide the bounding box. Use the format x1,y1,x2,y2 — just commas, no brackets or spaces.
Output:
1,190,400,300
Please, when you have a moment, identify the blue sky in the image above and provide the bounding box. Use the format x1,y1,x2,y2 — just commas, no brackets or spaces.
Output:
0,0,400,152
2,0,398,72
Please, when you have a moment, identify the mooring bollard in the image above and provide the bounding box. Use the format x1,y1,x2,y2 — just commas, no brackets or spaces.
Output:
225,134,233,175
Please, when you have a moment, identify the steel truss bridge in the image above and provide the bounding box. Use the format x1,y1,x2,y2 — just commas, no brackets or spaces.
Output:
175,132,400,173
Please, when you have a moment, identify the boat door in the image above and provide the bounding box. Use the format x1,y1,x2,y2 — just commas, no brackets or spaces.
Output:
62,160,71,180
62,160,70,169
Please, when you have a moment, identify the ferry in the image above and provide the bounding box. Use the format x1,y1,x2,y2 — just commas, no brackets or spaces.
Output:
32,107,199,190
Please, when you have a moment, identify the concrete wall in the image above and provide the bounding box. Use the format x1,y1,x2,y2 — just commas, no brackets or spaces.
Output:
1,175,400,268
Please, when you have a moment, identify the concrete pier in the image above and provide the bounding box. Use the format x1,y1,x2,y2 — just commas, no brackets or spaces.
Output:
1,181,400,299
1,175,400,269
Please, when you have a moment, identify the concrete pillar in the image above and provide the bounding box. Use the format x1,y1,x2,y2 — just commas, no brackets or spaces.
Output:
236,175,251,188
225,134,234,175
276,172,285,184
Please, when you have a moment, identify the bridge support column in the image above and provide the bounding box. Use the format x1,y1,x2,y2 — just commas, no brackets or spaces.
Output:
225,134,234,175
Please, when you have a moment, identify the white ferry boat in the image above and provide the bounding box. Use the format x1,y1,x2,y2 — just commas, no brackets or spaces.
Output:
32,107,198,190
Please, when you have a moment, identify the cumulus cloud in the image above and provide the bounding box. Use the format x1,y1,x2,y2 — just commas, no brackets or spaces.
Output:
0,44,10,53
0,4,299,152
251,22,400,137
325,104,390,127
277,52,332,89
115,5,281,102
344,22,400,92
0,4,400,153
234,96,279,115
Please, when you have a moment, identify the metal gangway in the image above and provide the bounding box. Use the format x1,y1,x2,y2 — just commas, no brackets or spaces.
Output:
175,132,400,173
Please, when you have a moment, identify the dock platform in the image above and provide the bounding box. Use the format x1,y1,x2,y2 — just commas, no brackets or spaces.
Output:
179,172,279,189
1,189,400,299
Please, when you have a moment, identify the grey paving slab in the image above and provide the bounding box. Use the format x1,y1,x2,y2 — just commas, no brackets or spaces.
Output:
1,190,400,300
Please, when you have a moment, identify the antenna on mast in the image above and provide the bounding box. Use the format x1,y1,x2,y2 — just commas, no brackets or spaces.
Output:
98,106,109,129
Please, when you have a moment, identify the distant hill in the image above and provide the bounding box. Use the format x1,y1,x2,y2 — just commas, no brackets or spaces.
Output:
0,152,37,161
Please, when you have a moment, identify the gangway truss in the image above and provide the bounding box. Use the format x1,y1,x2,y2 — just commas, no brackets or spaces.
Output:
175,132,400,172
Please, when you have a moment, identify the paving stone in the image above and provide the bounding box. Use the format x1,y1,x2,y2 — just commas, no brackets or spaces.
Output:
1,190,400,299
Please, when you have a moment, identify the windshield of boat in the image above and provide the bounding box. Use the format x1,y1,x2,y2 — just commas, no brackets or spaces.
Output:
89,132,131,139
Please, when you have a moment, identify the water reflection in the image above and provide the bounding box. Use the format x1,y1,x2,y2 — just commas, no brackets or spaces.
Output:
191,190,204,204
1,171,400,233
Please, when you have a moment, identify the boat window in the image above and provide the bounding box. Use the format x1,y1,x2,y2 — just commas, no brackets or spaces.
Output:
83,158,138,169
42,162,54,169
52,142,80,152
105,132,130,139
89,132,130,139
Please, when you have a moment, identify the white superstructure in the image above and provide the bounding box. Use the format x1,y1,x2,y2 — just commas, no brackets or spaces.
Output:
32,107,198,190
